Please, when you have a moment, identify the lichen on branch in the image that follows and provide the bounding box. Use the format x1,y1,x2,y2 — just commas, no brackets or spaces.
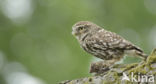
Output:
59,49,156,84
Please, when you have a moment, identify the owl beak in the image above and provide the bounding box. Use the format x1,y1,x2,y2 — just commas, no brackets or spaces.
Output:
72,31,79,36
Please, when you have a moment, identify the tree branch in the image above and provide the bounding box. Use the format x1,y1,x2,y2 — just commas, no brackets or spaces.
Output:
59,49,156,84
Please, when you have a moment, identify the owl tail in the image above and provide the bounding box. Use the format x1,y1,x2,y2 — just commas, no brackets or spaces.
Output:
126,46,148,61
134,47,148,61
135,51,148,60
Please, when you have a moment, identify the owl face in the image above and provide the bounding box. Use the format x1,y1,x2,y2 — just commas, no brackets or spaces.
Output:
72,24,89,36
72,21,97,39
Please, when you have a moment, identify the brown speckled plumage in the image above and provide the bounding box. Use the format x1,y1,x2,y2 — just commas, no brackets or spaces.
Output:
72,21,147,68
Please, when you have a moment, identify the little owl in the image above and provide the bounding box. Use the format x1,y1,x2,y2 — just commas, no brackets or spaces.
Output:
72,21,147,68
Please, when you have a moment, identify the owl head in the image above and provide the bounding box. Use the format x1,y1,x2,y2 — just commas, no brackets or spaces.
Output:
72,21,99,39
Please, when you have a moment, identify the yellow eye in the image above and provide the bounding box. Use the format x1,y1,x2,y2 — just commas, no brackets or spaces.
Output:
78,27,84,31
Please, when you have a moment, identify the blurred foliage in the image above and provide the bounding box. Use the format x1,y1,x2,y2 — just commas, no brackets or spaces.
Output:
0,0,156,84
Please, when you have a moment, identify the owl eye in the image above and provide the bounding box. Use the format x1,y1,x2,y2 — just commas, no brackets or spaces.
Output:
78,26,84,31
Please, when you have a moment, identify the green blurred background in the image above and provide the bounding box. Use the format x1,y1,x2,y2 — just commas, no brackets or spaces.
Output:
0,0,156,84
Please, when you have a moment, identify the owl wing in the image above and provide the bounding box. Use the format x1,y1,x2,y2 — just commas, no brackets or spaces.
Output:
84,29,126,59
88,29,131,50
85,29,146,59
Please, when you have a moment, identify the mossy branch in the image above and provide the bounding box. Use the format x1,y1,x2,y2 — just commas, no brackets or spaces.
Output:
59,49,156,84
